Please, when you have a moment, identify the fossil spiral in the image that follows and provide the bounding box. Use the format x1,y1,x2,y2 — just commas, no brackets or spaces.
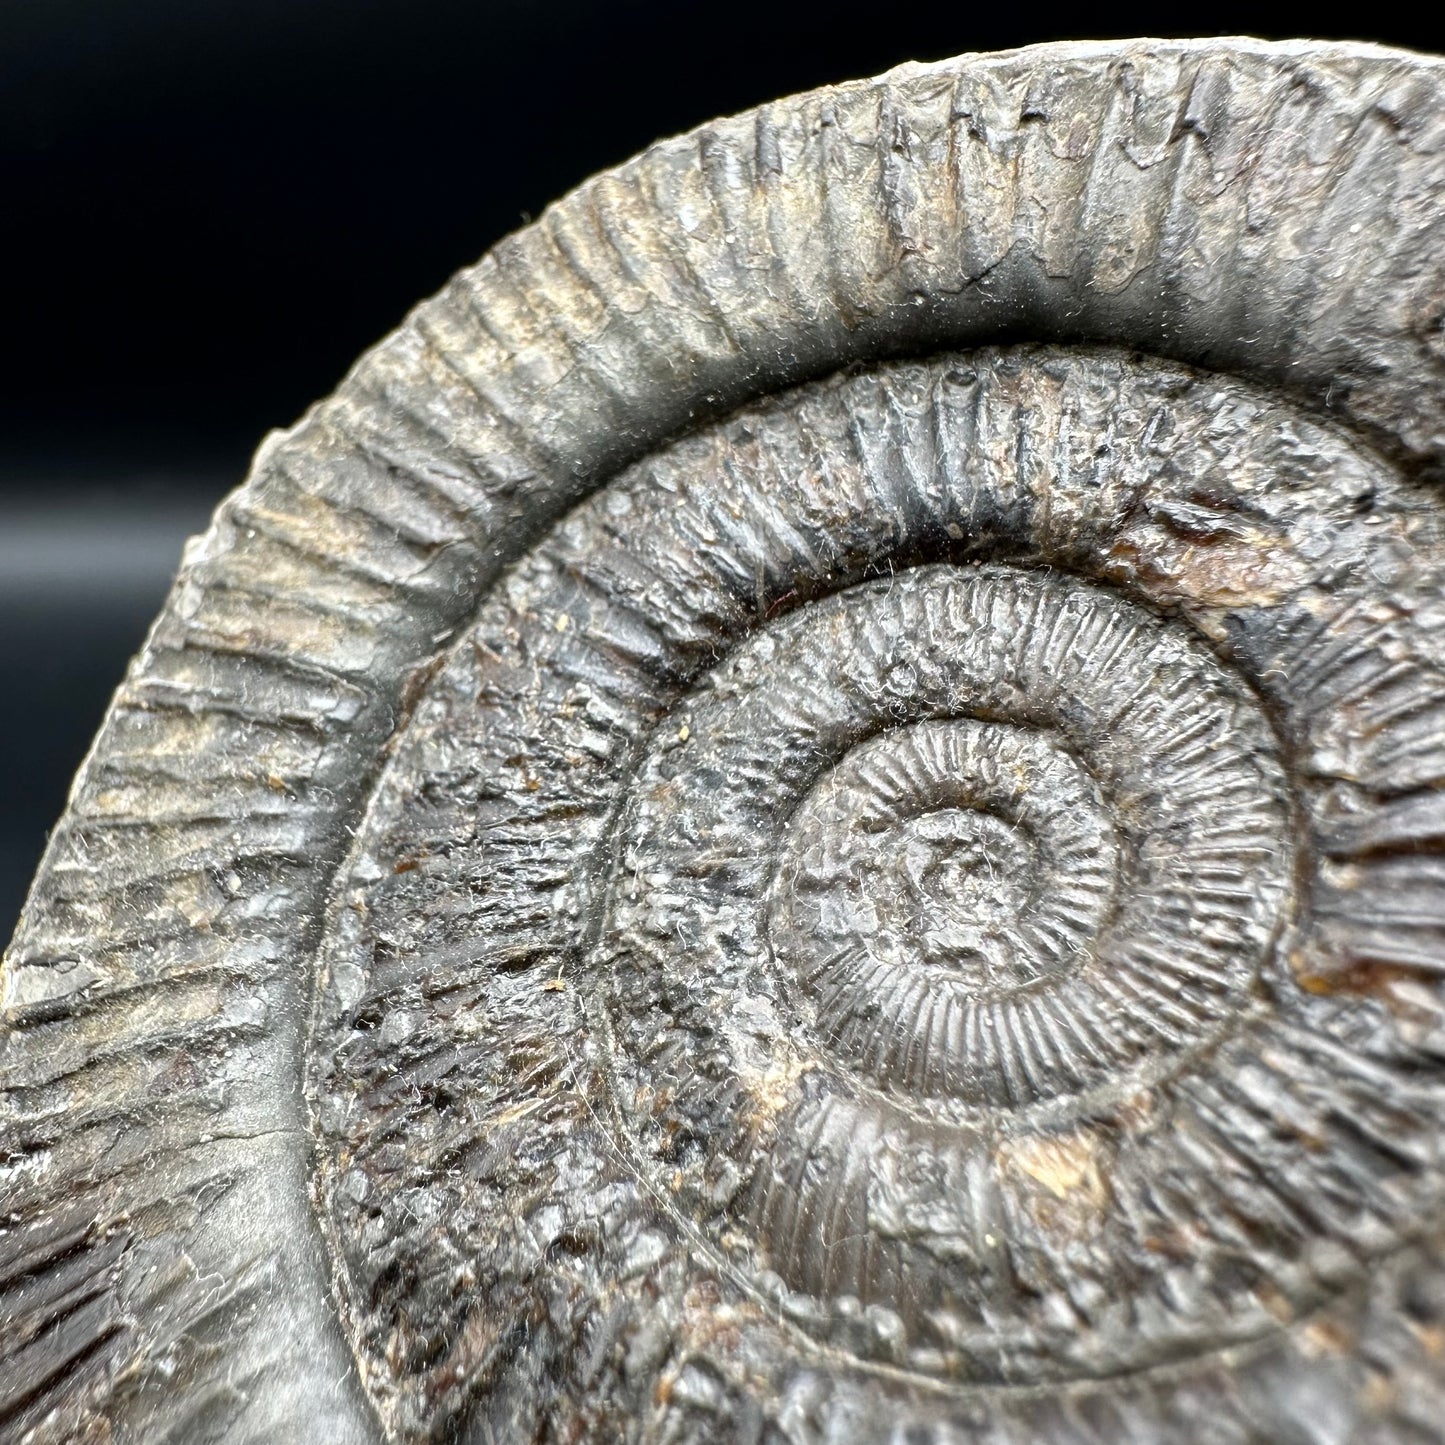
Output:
6,38,1445,1445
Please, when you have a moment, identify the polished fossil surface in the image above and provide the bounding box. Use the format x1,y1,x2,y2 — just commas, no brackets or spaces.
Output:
6,37,1445,1445
314,348,1445,1437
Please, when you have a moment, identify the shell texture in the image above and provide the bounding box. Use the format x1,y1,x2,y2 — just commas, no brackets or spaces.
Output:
6,36,1445,1445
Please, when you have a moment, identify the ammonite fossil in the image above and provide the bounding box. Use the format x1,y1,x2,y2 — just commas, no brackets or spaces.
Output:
6,36,1445,1445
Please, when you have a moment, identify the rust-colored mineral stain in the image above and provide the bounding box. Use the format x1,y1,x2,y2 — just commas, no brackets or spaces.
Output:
1293,955,1438,1002
1301,1317,1356,1359
996,1129,1111,1234
740,1056,811,1129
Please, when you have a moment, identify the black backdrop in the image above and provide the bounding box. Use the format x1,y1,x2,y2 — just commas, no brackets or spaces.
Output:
4,2,1443,941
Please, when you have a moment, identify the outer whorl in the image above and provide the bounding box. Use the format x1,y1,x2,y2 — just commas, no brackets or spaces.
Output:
5,37,1445,1445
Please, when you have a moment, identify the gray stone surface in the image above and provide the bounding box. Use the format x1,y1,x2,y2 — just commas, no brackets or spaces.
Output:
5,37,1445,1445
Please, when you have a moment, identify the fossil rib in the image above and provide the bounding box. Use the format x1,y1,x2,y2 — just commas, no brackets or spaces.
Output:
5,38,1445,1445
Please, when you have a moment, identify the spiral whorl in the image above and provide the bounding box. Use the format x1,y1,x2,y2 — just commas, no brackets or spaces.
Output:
8,40,1445,1445
775,716,1120,1083
311,347,1445,1430
606,566,1288,1119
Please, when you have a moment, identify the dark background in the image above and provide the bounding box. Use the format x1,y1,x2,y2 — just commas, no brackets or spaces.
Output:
4,3,1443,942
